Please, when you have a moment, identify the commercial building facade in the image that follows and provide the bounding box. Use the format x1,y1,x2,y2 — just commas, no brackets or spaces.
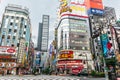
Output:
56,0,94,74
0,4,31,74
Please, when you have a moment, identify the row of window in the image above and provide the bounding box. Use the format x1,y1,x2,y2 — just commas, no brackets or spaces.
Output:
70,40,88,44
69,46,89,50
9,22,27,28
69,19,87,23
69,34,86,38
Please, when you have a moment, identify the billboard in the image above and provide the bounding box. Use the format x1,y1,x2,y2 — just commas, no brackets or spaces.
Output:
87,8,104,15
59,50,74,59
85,0,104,15
0,46,16,55
70,4,87,17
100,34,109,57
85,0,103,10
59,0,88,17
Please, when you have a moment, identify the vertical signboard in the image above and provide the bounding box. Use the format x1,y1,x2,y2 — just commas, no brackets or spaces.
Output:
100,34,109,57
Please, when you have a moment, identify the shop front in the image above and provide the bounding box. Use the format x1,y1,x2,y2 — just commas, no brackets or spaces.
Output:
57,60,84,75
0,62,16,75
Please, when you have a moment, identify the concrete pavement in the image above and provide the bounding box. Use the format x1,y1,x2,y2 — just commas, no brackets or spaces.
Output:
0,75,106,80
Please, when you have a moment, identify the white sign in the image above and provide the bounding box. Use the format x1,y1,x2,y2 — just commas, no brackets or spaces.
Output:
0,46,16,55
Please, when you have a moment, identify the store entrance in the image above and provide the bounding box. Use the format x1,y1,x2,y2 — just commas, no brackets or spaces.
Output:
7,70,11,75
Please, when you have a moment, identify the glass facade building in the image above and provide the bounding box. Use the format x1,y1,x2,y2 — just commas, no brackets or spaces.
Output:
37,15,49,52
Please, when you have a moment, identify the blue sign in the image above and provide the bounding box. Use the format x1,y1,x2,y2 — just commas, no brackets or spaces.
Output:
88,8,104,15
100,34,109,57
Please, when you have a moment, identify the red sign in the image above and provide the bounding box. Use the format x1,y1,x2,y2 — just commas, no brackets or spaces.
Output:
59,50,73,59
0,56,11,58
7,48,15,53
58,60,82,64
0,46,16,54
85,0,104,10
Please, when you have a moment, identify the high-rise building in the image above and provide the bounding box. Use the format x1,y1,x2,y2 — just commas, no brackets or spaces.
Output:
0,4,31,74
37,15,49,52
56,0,94,75
104,6,117,20
88,5,117,71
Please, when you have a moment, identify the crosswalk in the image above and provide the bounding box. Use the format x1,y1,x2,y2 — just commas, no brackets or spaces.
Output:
0,75,82,80
0,75,105,80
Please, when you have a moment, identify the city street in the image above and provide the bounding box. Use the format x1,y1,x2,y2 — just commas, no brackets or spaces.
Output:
0,75,105,80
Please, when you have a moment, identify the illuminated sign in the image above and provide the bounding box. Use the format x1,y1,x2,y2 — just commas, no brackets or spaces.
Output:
60,53,73,59
59,50,74,59
0,55,11,58
88,8,104,15
59,0,72,15
60,0,68,7
70,6,85,12
0,46,16,54
69,1,87,17
58,60,82,64
85,0,103,10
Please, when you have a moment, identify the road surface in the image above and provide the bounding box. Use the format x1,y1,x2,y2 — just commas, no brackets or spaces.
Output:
0,75,106,80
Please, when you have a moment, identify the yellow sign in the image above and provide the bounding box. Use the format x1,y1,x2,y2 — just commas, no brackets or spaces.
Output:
70,6,85,11
60,6,72,14
60,0,68,7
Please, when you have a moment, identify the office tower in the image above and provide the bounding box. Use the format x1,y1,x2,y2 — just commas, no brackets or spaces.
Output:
37,15,49,52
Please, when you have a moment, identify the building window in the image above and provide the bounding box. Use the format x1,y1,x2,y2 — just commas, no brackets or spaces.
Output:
25,25,27,28
11,44,14,47
9,29,12,33
109,37,111,40
13,36,16,40
11,16,14,19
21,17,24,21
23,31,26,34
7,35,10,39
14,29,17,33
96,46,98,49
108,31,110,34
10,22,13,25
16,17,19,20
2,35,5,39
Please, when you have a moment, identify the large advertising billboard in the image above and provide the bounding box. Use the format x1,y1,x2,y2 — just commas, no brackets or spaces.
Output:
100,34,114,58
85,0,104,15
85,0,103,10
59,0,88,18
59,50,73,59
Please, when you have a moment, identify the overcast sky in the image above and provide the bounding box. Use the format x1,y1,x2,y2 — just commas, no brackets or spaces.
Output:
0,0,120,47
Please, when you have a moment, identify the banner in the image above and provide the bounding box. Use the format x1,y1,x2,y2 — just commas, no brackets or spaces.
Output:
100,34,109,57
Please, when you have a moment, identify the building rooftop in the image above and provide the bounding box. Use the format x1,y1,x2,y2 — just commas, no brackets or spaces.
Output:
5,4,29,15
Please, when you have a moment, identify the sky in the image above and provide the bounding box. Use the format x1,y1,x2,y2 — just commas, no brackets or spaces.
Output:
0,0,120,47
